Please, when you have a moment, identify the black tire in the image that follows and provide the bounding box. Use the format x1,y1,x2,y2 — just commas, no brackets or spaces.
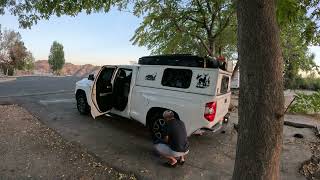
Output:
76,92,90,115
149,111,168,141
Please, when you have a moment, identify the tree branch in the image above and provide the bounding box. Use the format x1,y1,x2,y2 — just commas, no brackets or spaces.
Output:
212,12,233,39
194,35,212,55
159,2,212,55
209,11,216,33
195,0,210,32
205,0,212,14
186,16,203,25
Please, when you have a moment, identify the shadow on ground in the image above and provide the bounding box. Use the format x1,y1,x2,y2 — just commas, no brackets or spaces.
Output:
0,77,318,179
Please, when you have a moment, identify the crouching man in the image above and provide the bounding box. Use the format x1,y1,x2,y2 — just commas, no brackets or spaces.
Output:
154,110,189,168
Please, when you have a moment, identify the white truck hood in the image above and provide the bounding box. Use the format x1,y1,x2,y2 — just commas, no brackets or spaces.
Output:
76,78,94,87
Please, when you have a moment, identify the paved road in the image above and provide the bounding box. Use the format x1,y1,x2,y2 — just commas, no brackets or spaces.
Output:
0,76,79,97
0,76,314,179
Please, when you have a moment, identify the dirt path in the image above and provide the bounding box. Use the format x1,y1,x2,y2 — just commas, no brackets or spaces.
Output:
0,105,135,179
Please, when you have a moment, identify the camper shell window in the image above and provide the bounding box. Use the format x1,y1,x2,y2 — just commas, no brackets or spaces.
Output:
161,68,192,89
220,76,230,94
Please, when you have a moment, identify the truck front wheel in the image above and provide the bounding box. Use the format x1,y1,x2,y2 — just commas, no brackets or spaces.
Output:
76,92,90,115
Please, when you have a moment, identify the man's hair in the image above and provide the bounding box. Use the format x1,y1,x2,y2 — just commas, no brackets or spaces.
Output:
163,110,175,120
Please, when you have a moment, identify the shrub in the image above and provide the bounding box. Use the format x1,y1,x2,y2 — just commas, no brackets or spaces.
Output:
287,76,320,91
289,91,320,113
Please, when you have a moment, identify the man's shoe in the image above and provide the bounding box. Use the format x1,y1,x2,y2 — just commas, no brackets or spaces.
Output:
178,158,185,165
163,161,177,168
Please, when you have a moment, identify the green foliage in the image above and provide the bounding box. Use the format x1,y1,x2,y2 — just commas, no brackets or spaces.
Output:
278,0,320,88
24,51,35,71
48,41,65,74
277,0,320,28
1,0,319,73
281,23,318,88
3,0,237,57
3,0,126,28
131,0,236,57
277,0,320,44
289,76,320,91
289,91,320,113
0,0,15,15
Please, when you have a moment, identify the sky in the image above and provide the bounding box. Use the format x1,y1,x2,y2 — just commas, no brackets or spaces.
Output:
0,9,320,66
0,9,149,65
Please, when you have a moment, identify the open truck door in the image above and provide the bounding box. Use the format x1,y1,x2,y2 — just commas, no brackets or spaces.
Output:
90,66,117,118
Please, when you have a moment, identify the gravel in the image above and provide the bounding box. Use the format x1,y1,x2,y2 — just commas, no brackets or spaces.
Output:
0,104,136,179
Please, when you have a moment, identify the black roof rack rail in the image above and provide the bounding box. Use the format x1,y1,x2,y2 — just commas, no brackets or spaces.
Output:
138,54,227,70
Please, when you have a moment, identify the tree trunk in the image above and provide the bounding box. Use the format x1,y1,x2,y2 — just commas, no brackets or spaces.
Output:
211,43,215,57
232,0,284,180
208,39,215,57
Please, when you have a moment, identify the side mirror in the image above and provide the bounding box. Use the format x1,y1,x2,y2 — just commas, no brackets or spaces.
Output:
88,74,94,81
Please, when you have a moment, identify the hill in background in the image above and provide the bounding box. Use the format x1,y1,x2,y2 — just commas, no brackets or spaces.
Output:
24,60,101,77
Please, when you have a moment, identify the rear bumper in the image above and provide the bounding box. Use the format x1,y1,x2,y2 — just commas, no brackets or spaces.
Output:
192,113,230,135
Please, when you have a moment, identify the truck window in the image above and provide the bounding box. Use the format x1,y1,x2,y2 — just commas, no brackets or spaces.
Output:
161,68,192,89
220,76,230,94
113,68,132,111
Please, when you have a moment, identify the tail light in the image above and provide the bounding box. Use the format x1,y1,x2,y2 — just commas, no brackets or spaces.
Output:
204,102,217,122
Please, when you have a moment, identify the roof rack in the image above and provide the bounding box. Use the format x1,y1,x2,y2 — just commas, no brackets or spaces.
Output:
138,54,227,70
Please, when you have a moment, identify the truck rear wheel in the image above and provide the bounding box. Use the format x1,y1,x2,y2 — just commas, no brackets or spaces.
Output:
76,92,90,115
149,111,167,140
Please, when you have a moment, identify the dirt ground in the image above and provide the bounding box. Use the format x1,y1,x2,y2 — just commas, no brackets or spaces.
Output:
0,77,16,83
300,141,320,179
0,104,135,179
1,87,320,179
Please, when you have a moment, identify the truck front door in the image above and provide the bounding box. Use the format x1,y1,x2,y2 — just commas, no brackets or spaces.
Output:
90,66,117,118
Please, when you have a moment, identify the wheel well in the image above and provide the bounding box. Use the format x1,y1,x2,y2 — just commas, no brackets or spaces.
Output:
146,107,180,128
76,89,86,99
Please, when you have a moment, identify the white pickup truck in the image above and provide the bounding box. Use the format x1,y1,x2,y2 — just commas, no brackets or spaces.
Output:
75,55,231,138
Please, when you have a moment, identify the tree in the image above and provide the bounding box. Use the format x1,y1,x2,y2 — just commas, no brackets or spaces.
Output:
233,0,284,179
24,51,35,71
281,24,317,89
5,0,117,28
1,0,319,178
277,0,320,88
0,0,15,15
232,0,320,79
4,0,237,58
131,0,237,57
0,29,28,75
48,41,65,75
8,40,27,69
276,0,320,44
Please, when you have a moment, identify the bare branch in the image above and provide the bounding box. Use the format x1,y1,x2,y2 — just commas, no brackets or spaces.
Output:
195,35,212,55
